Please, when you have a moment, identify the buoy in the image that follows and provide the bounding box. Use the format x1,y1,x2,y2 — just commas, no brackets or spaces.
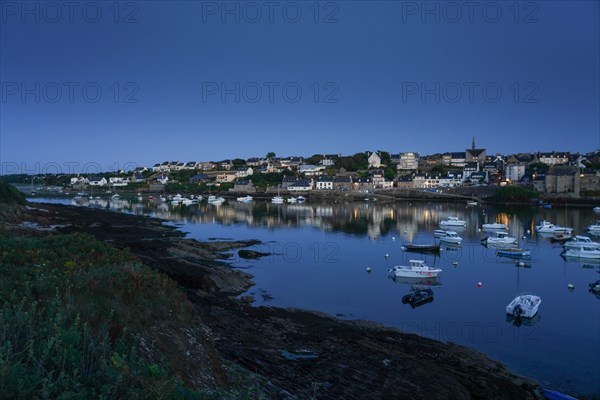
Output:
453,261,458,266
439,248,443,252
404,230,407,233
477,281,482,287
478,228,481,232
518,261,525,267
385,253,389,258
366,267,372,273
527,229,531,234
567,283,574,290
392,236,396,241
522,236,527,240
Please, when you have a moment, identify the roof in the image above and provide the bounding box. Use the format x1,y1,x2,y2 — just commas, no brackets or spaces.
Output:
466,148,486,157
464,162,479,169
451,152,466,159
333,176,352,183
290,179,311,187
283,176,297,182
317,176,334,182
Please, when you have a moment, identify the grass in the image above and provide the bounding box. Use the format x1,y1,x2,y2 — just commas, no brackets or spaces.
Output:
0,231,265,399
0,182,26,205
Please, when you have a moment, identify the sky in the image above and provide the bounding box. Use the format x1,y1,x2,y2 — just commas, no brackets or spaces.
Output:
1,0,599,174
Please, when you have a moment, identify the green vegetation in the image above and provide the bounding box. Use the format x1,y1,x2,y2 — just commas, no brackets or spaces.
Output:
248,171,293,189
336,153,368,171
493,186,540,201
0,182,26,205
0,231,261,399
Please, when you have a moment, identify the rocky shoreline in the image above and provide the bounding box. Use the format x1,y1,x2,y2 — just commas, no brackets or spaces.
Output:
6,202,544,399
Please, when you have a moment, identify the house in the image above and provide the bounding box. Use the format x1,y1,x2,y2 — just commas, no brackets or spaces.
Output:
371,170,386,188
539,152,570,166
280,157,303,168
381,179,394,189
319,153,340,167
442,153,452,166
397,152,419,170
235,167,254,178
220,160,233,170
70,176,89,185
287,179,313,191
199,162,215,171
156,175,169,185
390,154,400,165
246,157,264,167
88,176,108,186
463,162,479,181
544,166,580,195
482,162,498,175
216,172,236,183
131,173,146,183
368,152,382,168
580,172,600,192
394,176,413,188
189,174,208,184
185,161,197,170
353,177,373,192
507,153,538,165
109,177,129,187
298,164,325,176
450,152,466,167
533,175,546,192
316,175,334,190
281,176,298,188
413,174,439,189
333,176,352,191
469,171,488,184
231,180,256,193
465,138,486,165
505,164,525,182
439,173,463,187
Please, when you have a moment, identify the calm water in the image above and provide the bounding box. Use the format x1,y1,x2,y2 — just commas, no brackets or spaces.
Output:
30,197,600,397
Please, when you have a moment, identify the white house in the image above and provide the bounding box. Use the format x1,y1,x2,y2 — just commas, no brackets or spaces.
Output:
235,167,254,178
439,173,463,187
298,164,325,176
316,176,334,190
539,152,569,165
88,176,108,186
216,172,236,183
368,152,382,168
506,164,525,182
397,152,419,170
156,175,169,185
109,177,129,187
463,162,479,181
287,179,313,191
70,177,89,185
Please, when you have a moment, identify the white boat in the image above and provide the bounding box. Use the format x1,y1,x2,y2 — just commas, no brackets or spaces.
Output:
111,193,120,200
535,220,573,234
593,206,600,213
466,200,478,206
440,216,466,227
207,195,216,203
181,198,194,206
388,260,442,278
237,195,253,203
433,229,448,238
271,196,284,204
562,247,600,259
296,196,307,203
563,236,600,250
209,196,225,206
585,221,600,232
439,231,463,244
506,293,541,318
482,231,517,246
482,223,508,230
287,197,298,203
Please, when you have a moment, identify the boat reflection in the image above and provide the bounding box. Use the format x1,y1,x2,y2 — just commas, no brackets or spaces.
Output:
390,276,442,287
506,313,541,327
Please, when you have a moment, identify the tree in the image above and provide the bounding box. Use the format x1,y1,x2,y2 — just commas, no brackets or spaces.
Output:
266,152,276,159
384,166,396,181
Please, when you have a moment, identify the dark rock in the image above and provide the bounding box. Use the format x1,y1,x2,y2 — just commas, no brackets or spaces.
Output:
238,249,271,259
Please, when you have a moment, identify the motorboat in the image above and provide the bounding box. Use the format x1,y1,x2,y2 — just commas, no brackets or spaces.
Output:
439,231,463,244
563,235,600,250
482,231,517,246
549,232,572,243
433,229,448,238
209,196,225,206
111,193,120,200
466,200,478,206
296,196,307,203
589,280,600,293
181,198,194,206
506,293,541,318
482,223,508,230
237,195,253,203
439,216,466,227
271,196,284,204
207,195,216,203
585,221,600,232
388,260,442,278
402,243,440,253
535,220,573,234
287,197,298,203
593,206,600,213
497,248,531,258
401,289,434,306
561,247,600,259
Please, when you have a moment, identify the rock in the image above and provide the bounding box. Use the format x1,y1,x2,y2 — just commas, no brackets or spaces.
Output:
238,249,271,259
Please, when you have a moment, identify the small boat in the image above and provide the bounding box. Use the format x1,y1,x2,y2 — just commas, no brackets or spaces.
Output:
147,195,155,201
439,231,463,244
271,196,284,204
561,247,600,259
401,289,434,306
594,206,600,213
542,388,578,400
287,197,298,203
585,220,600,232
388,260,442,278
440,216,466,227
466,200,478,206
497,248,531,258
181,198,193,206
236,195,253,203
111,193,120,200
209,197,225,206
403,243,440,253
589,280,600,293
296,196,307,203
207,195,216,203
563,235,600,250
433,229,448,238
549,232,572,243
482,231,517,246
535,220,573,234
506,293,541,318
482,223,508,230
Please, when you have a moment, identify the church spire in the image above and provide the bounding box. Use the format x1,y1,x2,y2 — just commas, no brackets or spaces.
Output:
472,137,476,150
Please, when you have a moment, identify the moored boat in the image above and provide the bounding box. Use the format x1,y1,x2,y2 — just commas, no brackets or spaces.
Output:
271,196,284,204
585,220,600,232
402,243,440,253
593,206,600,213
497,248,531,258
561,247,600,259
535,220,573,234
439,231,463,244
388,260,442,278
440,216,466,227
482,231,517,246
401,289,434,306
563,235,600,250
506,293,541,318
542,388,578,400
237,195,253,203
482,223,508,230
433,229,448,238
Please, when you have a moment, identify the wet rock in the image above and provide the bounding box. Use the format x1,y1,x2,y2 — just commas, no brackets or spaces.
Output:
238,249,271,259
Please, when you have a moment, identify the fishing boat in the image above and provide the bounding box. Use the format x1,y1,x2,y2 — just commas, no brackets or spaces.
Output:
439,216,466,227
481,231,517,246
439,231,463,244
296,196,307,203
506,293,541,318
402,243,440,253
388,260,442,278
111,193,120,200
561,247,600,259
585,220,600,232
563,235,600,250
481,223,508,230
497,248,531,258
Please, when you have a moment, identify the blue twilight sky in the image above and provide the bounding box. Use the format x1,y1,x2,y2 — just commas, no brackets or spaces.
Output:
1,0,599,173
